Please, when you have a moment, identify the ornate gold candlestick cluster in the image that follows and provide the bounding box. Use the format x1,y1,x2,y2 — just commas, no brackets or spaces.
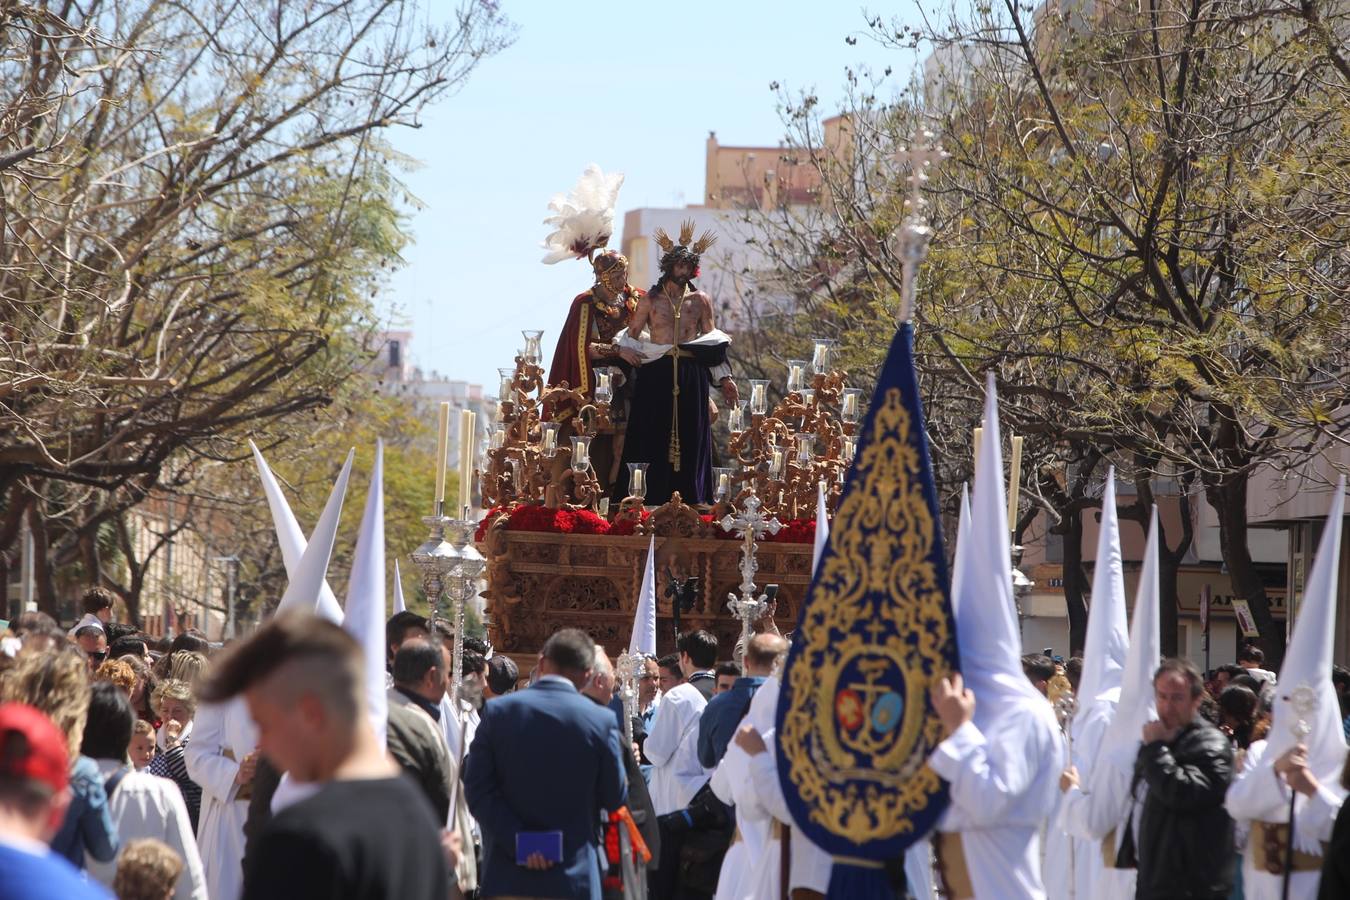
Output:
718,339,860,522
479,331,614,512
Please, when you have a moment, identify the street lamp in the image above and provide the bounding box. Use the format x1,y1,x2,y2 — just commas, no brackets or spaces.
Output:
210,555,241,640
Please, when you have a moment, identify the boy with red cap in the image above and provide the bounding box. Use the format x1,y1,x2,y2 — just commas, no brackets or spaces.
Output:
0,702,111,899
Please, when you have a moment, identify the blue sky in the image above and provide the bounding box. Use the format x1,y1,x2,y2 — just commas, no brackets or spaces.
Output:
383,2,925,391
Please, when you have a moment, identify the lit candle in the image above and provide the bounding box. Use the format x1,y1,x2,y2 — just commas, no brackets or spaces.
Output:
811,339,830,373
459,409,475,514
434,401,450,505
796,433,814,464
627,463,648,497
750,381,768,416
571,435,592,472
1007,434,1024,532
842,389,860,423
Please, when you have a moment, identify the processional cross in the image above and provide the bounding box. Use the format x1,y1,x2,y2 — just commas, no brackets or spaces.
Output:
721,492,782,662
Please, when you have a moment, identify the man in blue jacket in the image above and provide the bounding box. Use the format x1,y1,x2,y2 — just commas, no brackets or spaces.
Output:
466,628,628,899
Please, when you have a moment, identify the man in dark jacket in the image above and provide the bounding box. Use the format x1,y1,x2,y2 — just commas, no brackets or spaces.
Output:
1134,657,1236,899
465,628,626,900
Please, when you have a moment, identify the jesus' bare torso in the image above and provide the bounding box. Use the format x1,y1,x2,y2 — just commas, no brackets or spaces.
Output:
629,283,714,345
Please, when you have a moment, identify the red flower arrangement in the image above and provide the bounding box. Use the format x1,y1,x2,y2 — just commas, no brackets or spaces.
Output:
768,519,817,544
505,504,610,535
473,505,817,543
608,509,650,536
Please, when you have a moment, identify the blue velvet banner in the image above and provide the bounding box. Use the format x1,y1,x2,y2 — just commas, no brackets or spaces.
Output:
775,323,960,895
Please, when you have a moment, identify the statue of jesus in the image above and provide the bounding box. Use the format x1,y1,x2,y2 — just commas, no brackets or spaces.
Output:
612,221,738,505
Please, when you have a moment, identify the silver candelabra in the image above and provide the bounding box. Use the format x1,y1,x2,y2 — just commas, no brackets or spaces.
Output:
721,491,782,663
410,501,486,706
615,651,639,747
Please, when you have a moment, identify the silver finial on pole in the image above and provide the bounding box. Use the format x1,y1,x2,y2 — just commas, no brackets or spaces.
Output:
891,130,947,326
720,490,782,664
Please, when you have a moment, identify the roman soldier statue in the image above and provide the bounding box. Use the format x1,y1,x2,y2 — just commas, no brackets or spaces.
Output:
540,166,643,489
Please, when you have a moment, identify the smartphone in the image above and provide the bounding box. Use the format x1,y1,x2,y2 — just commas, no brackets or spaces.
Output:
516,830,564,865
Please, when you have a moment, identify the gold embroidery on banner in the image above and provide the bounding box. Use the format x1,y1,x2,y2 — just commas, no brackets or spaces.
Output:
779,386,953,844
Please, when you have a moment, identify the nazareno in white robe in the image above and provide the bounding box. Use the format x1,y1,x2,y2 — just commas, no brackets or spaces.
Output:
1225,739,1346,900
185,697,258,900
928,695,1065,900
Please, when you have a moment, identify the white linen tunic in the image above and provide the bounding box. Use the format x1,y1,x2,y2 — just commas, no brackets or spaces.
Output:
928,695,1065,900
185,697,257,900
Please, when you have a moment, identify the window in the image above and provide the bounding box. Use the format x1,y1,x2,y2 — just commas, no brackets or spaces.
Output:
388,340,401,368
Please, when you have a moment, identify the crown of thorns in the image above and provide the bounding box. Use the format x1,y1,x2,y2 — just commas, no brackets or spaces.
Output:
654,220,716,274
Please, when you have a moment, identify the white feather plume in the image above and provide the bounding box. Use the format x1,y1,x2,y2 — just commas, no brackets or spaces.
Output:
541,164,625,264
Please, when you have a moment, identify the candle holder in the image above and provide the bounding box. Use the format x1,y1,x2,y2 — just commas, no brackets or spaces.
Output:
541,422,559,456
728,402,745,436
570,435,592,473
521,330,544,365
768,443,785,478
785,360,807,394
713,466,734,502
795,433,815,466
841,388,862,424
627,462,649,501
497,367,515,401
595,369,613,405
749,380,769,417
810,339,836,375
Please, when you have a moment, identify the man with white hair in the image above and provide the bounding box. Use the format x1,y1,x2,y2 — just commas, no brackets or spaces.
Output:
583,648,660,899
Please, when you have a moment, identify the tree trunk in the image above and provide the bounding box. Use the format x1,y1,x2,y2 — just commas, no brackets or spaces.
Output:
1123,467,1197,659
27,505,58,619
1205,473,1280,670
1062,507,1090,656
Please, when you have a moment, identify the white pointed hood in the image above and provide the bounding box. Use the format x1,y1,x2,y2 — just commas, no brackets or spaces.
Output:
628,534,657,656
812,481,829,577
1266,479,1347,807
950,484,971,617
1072,468,1130,743
1093,505,1161,778
274,450,353,617
342,442,388,748
392,559,407,614
250,440,345,623
954,375,1043,725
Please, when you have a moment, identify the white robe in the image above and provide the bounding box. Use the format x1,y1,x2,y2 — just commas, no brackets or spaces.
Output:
710,680,779,900
711,743,770,900
743,737,832,897
1048,700,1117,900
928,697,1065,900
1225,740,1346,900
185,697,257,900
1060,733,1143,900
644,682,708,816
